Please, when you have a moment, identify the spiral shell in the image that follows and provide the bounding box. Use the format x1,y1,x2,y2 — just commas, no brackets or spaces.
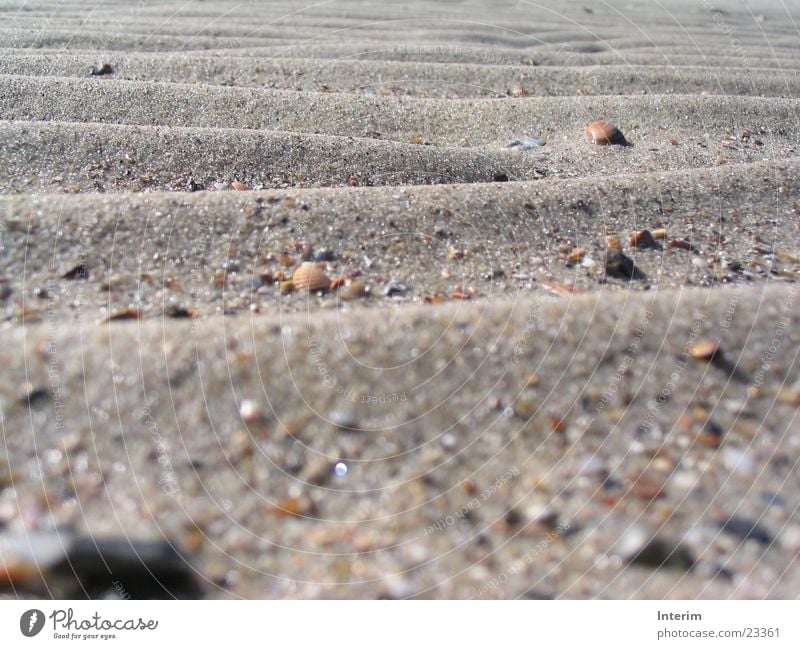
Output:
586,120,628,146
292,262,331,292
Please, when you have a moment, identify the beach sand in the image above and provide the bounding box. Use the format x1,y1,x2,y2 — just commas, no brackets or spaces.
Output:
1,0,799,599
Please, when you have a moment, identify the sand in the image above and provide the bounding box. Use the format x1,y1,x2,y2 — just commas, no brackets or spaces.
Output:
1,0,800,599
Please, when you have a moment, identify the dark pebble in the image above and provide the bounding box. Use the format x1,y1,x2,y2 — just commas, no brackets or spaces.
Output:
604,250,644,281
628,537,695,571
21,387,49,407
719,516,774,545
504,508,524,527
62,264,89,280
54,538,202,599
165,305,197,318
384,281,410,298
90,63,114,76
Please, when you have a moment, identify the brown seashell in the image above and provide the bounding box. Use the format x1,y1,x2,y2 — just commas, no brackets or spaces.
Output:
231,181,248,191
292,262,331,292
586,120,629,146
689,339,719,360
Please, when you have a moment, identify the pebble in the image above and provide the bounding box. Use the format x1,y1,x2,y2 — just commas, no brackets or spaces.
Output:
719,516,774,545
239,399,262,424
689,339,719,360
604,249,641,280
90,63,114,76
384,281,411,298
1,531,201,598
330,410,360,431
617,528,695,571
334,462,348,477
630,229,661,250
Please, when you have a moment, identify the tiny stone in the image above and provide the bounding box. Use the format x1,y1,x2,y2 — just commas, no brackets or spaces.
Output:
239,399,261,423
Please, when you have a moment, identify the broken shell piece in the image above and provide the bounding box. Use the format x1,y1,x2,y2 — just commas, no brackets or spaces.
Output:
567,247,587,263
292,262,331,292
506,137,546,151
586,120,629,146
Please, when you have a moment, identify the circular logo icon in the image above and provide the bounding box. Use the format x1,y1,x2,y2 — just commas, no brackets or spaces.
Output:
20,609,45,637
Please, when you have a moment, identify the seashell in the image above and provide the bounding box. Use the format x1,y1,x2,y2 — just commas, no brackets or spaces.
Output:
292,262,331,292
231,181,248,191
586,120,628,146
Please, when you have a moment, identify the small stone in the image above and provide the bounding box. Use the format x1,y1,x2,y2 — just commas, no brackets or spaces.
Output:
62,264,89,280
90,63,114,76
630,229,661,250
604,250,641,281
524,373,540,388
618,528,695,571
719,516,773,545
689,339,719,361
334,462,348,477
239,399,262,424
384,281,410,298
330,410,359,431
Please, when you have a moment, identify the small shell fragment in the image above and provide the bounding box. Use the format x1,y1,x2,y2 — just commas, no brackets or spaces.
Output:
292,262,331,292
586,120,629,146
567,247,587,263
231,181,248,191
